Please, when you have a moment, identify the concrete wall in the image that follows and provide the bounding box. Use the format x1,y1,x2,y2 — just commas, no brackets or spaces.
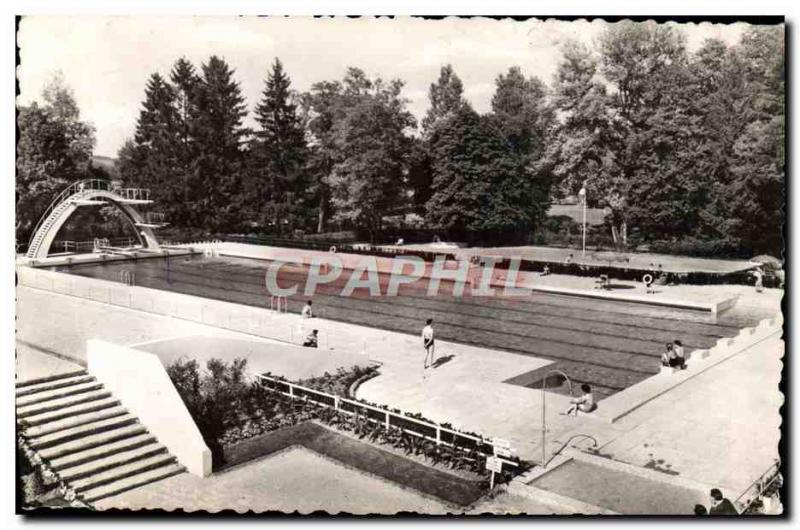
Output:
87,339,212,477
17,265,359,356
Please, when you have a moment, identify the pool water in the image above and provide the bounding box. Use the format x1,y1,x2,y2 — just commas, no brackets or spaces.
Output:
57,254,763,399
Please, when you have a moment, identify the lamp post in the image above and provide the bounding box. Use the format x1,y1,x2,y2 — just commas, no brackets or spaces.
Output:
541,369,573,468
579,182,587,258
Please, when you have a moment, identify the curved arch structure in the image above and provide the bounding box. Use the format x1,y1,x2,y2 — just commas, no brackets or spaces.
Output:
26,179,161,260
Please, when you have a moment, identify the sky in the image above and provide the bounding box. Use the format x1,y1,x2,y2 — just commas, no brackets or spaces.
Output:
17,16,752,158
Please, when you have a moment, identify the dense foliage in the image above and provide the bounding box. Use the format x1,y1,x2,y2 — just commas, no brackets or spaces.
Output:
17,22,784,257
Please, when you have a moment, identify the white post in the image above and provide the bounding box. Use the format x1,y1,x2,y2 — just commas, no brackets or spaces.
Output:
582,188,587,258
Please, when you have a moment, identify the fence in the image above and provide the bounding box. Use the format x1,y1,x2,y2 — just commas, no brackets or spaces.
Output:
734,459,782,513
253,373,520,472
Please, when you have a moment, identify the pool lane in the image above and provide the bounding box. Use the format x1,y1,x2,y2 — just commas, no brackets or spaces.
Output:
57,255,760,400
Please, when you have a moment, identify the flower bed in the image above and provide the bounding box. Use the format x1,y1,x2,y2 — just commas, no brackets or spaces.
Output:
17,437,83,510
166,357,530,483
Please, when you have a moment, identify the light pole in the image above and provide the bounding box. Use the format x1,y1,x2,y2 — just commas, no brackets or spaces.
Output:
541,369,573,468
579,182,587,258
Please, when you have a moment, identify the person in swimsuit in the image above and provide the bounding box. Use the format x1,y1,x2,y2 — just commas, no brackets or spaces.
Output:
422,318,435,369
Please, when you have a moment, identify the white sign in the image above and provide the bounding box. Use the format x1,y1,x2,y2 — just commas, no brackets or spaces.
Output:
486,456,503,473
493,438,513,458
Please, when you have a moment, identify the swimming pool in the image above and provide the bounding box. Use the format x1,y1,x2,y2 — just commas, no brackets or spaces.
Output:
55,253,762,399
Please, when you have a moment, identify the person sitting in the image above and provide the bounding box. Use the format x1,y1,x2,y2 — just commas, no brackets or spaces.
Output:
563,384,596,416
661,343,674,368
301,300,313,318
673,340,686,369
595,274,610,289
396,238,404,246
564,253,574,265
303,329,319,348
541,265,550,276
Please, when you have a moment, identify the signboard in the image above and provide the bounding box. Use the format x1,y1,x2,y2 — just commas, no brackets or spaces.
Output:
486,456,503,473
492,438,513,458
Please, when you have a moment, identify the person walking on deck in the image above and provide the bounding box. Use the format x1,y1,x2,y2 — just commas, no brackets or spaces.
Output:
422,318,435,369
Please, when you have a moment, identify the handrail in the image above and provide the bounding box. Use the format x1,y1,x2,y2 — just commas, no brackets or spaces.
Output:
26,179,113,252
734,459,781,512
252,372,518,467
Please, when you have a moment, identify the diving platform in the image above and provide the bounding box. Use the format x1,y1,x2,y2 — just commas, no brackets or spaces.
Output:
25,179,163,261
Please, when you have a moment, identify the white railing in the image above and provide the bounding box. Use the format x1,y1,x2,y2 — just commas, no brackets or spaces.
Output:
269,295,288,312
734,459,781,513
27,179,113,255
253,373,519,470
117,188,151,202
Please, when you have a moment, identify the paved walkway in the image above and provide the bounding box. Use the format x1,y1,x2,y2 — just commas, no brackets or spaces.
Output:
96,446,450,514
382,244,757,273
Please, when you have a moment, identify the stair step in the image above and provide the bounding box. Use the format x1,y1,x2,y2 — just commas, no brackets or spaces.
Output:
48,433,157,471
28,414,139,451
23,405,128,438
60,443,168,482
16,374,95,397
37,423,147,461
72,453,177,492
19,397,120,428
16,380,104,408
81,463,185,503
17,389,111,419
16,370,88,389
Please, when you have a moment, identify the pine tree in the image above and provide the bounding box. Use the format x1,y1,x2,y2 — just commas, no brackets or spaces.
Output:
252,58,307,234
170,58,200,209
191,56,248,231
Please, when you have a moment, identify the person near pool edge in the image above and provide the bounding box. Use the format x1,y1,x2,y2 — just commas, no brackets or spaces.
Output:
673,339,687,369
661,343,674,367
422,318,435,369
563,384,595,416
303,329,318,348
301,300,313,318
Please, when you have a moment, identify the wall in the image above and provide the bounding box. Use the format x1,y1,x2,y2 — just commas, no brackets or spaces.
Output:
87,339,212,477
16,264,369,358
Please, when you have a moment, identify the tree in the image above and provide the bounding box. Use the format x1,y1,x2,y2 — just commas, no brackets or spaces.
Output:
190,56,248,231
594,21,689,248
544,41,622,242
426,106,546,234
16,74,96,247
251,58,308,234
421,64,468,137
170,57,201,207
300,80,344,233
326,68,416,238
489,66,554,164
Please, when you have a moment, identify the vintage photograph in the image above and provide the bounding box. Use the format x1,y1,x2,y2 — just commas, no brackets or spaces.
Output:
14,15,784,515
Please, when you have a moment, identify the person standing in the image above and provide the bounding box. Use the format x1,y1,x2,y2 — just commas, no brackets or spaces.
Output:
422,318,435,369
752,267,764,293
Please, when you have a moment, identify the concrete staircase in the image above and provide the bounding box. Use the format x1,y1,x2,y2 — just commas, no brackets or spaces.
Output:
17,369,185,504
